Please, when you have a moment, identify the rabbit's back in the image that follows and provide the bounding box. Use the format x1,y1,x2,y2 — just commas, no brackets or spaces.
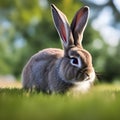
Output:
22,48,64,91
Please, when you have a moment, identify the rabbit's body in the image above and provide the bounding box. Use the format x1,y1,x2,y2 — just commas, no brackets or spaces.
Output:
22,48,95,93
22,48,66,93
22,4,96,93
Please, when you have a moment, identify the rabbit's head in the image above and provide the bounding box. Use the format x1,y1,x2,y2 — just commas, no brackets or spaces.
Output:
51,4,95,83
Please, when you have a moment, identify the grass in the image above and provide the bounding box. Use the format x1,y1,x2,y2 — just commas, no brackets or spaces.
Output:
0,84,120,120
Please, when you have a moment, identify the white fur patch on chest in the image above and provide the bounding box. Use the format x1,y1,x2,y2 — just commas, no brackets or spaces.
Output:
71,81,92,93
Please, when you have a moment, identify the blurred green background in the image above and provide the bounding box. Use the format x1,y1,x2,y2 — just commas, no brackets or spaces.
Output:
0,0,120,82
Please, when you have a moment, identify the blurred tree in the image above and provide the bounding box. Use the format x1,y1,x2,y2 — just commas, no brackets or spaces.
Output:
104,41,120,82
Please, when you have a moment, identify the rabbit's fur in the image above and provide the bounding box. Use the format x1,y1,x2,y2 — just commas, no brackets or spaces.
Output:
22,4,95,93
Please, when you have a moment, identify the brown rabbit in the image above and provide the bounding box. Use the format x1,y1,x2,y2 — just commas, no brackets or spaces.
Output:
22,4,95,94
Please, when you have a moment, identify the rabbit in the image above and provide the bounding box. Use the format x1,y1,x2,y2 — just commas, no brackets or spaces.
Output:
22,4,96,94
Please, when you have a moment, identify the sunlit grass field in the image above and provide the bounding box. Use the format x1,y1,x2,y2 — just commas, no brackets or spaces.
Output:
0,82,120,120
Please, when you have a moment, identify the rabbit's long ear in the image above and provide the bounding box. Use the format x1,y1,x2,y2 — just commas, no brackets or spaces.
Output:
51,4,74,49
71,6,89,46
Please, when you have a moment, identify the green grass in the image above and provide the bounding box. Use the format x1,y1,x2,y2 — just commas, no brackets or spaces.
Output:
0,84,120,120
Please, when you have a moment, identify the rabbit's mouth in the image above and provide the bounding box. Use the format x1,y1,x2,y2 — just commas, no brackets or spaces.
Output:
75,68,95,82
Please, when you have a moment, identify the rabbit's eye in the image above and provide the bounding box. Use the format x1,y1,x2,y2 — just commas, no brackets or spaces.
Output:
71,58,78,64
70,57,82,68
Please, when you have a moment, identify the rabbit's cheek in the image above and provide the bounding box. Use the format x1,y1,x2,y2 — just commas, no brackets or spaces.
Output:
76,72,86,82
65,67,76,81
76,69,89,82
59,61,76,82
